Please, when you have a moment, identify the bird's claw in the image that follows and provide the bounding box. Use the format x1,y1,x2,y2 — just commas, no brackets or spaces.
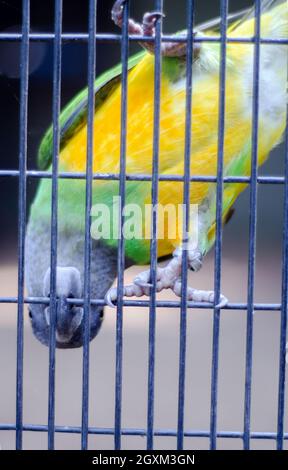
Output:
105,282,151,308
216,295,229,309
189,251,203,272
111,0,189,57
173,280,228,307
134,278,153,288
112,1,165,32
105,288,117,308
142,11,165,35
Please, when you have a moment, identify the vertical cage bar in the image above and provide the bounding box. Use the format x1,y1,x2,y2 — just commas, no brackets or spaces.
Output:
16,0,30,450
276,112,288,450
47,0,63,450
243,0,261,451
114,0,130,451
177,0,195,451
81,0,97,450
146,0,163,451
210,0,228,451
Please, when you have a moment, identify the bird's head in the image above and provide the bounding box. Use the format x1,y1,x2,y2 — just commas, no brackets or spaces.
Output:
28,266,104,349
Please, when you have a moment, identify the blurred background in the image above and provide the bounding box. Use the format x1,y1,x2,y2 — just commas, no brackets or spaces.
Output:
0,0,287,450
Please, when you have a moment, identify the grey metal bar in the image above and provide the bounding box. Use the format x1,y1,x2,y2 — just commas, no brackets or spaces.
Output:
0,32,287,45
243,0,261,451
210,0,228,451
0,297,284,310
146,0,163,451
276,78,288,452
15,0,30,451
0,170,286,185
81,0,97,450
177,0,195,451
47,0,63,450
2,422,288,440
114,0,130,451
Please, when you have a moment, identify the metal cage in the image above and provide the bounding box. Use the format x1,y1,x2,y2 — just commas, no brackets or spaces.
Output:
0,0,287,451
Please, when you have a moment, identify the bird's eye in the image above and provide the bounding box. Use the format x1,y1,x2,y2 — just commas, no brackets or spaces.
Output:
28,309,32,319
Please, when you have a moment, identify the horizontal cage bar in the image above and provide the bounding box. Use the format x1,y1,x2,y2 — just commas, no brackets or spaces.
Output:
0,424,287,440
0,170,285,184
0,33,287,45
0,296,282,311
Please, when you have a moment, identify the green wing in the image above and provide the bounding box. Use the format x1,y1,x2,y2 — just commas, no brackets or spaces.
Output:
38,50,146,170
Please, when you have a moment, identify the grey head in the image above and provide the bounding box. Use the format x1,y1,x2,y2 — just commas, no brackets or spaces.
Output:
25,222,118,349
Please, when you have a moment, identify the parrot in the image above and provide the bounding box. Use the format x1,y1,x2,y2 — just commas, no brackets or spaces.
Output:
25,0,288,348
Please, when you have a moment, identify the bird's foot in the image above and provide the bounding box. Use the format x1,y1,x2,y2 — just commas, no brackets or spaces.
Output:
173,245,204,272
112,0,163,36
111,0,191,57
105,260,179,307
105,253,228,308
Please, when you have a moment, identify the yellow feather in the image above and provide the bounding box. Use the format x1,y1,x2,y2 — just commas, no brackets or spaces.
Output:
60,1,287,258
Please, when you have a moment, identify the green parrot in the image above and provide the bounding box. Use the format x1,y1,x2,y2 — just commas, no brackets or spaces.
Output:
25,0,288,347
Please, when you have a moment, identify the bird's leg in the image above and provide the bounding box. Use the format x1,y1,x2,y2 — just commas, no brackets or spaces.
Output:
111,0,198,57
105,196,228,308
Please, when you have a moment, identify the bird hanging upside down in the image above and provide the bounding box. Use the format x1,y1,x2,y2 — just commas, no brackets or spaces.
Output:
26,0,288,347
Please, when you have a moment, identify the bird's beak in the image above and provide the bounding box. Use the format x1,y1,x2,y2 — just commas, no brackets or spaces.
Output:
44,297,84,344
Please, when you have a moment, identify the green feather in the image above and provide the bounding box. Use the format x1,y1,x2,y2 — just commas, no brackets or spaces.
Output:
29,176,151,264
38,50,146,170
